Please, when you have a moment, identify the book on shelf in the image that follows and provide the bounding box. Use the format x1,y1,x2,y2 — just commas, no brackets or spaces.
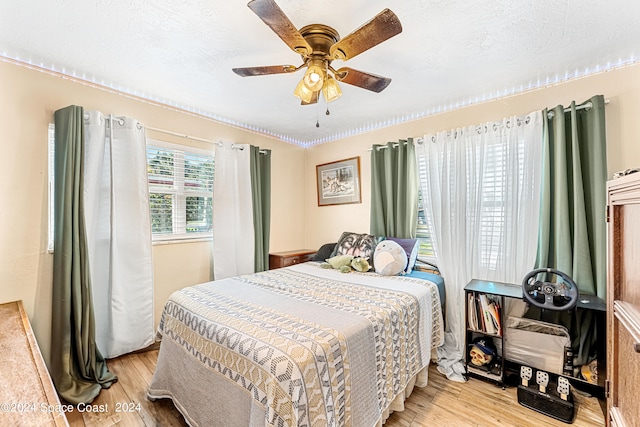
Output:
467,293,478,330
468,292,502,336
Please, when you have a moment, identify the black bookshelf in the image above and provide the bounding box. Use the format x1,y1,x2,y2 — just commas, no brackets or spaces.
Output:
464,279,606,396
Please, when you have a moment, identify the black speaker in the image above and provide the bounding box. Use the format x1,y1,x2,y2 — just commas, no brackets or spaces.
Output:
517,385,575,424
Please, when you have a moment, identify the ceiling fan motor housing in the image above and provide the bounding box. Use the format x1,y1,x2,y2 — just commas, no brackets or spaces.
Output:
299,24,340,59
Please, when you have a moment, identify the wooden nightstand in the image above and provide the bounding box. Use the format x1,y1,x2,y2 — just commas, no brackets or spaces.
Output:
269,249,316,270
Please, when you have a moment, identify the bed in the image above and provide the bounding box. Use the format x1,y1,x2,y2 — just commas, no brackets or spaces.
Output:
147,261,444,427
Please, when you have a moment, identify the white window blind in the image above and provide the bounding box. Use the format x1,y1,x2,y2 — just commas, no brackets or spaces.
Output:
47,124,55,252
415,159,437,263
473,135,526,270
476,139,507,269
146,140,214,241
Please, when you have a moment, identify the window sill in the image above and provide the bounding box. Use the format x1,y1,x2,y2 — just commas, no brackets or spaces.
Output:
152,237,212,246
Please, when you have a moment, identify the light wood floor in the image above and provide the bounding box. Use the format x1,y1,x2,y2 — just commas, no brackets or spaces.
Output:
65,349,606,427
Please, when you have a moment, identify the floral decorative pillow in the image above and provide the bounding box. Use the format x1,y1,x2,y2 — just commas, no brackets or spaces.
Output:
330,232,382,266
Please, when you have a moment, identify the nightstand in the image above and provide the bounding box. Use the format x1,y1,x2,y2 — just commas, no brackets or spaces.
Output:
269,249,316,270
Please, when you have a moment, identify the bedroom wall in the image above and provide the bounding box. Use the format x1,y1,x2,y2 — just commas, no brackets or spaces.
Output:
0,59,307,366
4,57,640,368
303,63,640,250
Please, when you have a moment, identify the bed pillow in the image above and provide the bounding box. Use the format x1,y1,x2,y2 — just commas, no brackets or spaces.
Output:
330,232,382,265
311,243,337,261
373,240,408,276
386,237,419,274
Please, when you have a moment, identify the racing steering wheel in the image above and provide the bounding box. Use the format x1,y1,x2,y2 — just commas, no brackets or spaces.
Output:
522,268,579,311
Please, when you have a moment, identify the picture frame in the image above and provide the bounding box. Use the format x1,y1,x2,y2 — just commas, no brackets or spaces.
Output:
316,156,362,206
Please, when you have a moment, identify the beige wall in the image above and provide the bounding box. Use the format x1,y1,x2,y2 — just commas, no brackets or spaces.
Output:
0,60,307,365
304,63,640,251
3,58,640,368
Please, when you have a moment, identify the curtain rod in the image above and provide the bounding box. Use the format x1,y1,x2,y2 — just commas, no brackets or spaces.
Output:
547,98,609,118
146,126,268,154
368,98,610,150
366,140,416,151
146,126,216,145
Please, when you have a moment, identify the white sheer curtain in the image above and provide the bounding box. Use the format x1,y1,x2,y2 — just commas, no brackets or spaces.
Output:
212,142,255,280
414,111,544,381
83,111,154,358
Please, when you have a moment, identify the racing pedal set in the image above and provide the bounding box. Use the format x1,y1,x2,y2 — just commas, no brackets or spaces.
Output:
517,366,576,423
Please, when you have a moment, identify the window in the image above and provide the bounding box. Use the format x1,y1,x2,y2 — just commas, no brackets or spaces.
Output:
415,118,538,272
47,130,215,248
415,184,437,263
474,138,525,269
146,140,214,241
47,124,55,252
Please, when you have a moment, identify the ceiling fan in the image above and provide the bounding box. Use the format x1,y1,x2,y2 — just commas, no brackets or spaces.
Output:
232,0,402,105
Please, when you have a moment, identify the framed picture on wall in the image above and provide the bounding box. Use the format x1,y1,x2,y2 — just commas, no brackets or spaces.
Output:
316,156,362,206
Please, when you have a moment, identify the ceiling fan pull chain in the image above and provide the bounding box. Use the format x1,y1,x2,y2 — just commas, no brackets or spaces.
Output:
325,97,330,116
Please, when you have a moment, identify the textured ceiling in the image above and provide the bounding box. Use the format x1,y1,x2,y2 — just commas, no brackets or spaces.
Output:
2,0,640,146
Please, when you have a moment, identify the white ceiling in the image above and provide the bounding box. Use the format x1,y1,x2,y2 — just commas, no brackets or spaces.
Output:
2,1,640,146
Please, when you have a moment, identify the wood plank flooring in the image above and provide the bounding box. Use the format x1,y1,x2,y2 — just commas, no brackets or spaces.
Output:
65,349,605,427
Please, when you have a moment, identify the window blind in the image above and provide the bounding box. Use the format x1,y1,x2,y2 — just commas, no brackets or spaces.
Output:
47,124,55,252
415,154,437,262
146,140,214,241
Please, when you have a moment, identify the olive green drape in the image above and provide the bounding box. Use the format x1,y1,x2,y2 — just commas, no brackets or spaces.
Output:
536,95,607,297
370,139,418,238
250,146,271,272
51,105,116,404
532,94,607,370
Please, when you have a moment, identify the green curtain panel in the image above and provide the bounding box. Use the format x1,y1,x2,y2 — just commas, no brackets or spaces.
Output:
532,94,607,370
370,139,418,238
250,146,272,272
535,95,607,297
51,105,116,404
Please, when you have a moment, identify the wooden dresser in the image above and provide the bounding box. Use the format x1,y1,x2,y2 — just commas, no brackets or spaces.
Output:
269,249,316,270
606,173,640,427
0,300,68,426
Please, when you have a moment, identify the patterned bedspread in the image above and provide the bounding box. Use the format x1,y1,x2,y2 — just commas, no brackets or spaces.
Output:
148,262,444,427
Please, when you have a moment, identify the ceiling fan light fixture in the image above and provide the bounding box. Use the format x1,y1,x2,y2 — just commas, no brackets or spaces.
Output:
293,79,315,103
302,62,325,91
322,75,342,103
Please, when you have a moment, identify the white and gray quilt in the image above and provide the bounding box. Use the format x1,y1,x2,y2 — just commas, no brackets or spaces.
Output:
148,262,444,427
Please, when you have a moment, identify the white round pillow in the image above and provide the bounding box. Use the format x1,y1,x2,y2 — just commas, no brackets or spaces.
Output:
373,240,408,276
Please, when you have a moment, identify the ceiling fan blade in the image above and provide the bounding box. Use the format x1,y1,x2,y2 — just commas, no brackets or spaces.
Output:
334,67,392,93
247,0,312,56
329,9,402,61
233,65,297,77
301,91,319,105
